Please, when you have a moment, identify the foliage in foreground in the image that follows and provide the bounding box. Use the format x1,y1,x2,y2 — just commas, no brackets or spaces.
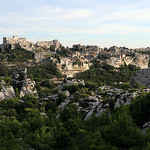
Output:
0,92,150,149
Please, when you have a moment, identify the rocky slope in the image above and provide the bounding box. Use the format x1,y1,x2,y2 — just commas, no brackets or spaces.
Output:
0,68,38,101
41,79,150,121
131,68,150,88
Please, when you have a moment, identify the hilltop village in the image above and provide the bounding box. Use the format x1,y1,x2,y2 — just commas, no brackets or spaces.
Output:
0,36,149,77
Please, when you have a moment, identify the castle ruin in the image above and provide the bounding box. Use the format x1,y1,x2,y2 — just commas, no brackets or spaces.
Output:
0,36,62,52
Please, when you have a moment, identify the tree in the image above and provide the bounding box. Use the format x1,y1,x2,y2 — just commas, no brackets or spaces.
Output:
130,92,150,127
102,107,145,149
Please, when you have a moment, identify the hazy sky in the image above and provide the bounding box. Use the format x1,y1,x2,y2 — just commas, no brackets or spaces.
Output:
0,0,150,48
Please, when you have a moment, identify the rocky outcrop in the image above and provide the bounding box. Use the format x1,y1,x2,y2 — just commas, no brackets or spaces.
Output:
109,46,119,53
2,36,33,52
36,39,62,51
65,79,85,85
106,53,149,69
1,36,62,52
0,80,15,101
62,64,89,78
34,52,51,63
58,58,90,78
56,82,150,121
142,121,150,134
12,68,27,90
12,68,37,97
131,68,150,88
20,78,37,97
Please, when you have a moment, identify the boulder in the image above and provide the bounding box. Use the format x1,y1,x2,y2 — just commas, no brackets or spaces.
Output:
64,90,70,97
20,78,37,97
12,68,28,89
0,80,15,101
0,92,5,101
142,121,150,134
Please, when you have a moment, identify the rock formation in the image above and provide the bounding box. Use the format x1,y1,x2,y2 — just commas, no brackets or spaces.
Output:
58,58,90,78
20,78,37,97
1,36,62,52
12,68,28,90
36,39,62,51
0,80,15,101
12,68,37,97
106,53,149,69
56,81,150,121
131,68,150,88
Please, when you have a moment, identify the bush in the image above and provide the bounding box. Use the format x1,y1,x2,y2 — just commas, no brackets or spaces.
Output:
57,92,67,105
40,79,55,88
0,65,9,76
129,92,150,127
62,84,79,94
76,62,140,86
85,81,98,91
28,62,61,80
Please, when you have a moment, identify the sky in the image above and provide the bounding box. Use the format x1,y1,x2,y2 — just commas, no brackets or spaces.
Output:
0,0,150,48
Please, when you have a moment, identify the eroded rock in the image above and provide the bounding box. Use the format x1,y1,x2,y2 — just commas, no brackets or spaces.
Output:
20,78,37,97
0,80,15,101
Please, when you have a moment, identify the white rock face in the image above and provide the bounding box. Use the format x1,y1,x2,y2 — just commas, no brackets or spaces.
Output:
84,109,94,121
0,81,15,101
20,78,37,97
0,92,5,101
65,79,85,85
106,53,149,69
3,86,16,99
58,99,70,110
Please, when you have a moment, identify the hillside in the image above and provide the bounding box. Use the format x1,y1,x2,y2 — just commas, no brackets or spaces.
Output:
1,36,150,149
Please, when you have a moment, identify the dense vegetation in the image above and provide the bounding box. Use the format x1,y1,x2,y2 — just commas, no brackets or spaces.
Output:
76,62,140,86
1,92,150,149
2,48,34,62
1,48,150,149
27,62,62,81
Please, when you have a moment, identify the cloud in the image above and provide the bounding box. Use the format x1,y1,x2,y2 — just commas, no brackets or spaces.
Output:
31,5,92,20
1,1,150,47
1,24,150,37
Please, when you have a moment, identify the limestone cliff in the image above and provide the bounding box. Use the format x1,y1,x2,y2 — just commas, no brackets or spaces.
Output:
106,53,149,69
58,60,90,78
